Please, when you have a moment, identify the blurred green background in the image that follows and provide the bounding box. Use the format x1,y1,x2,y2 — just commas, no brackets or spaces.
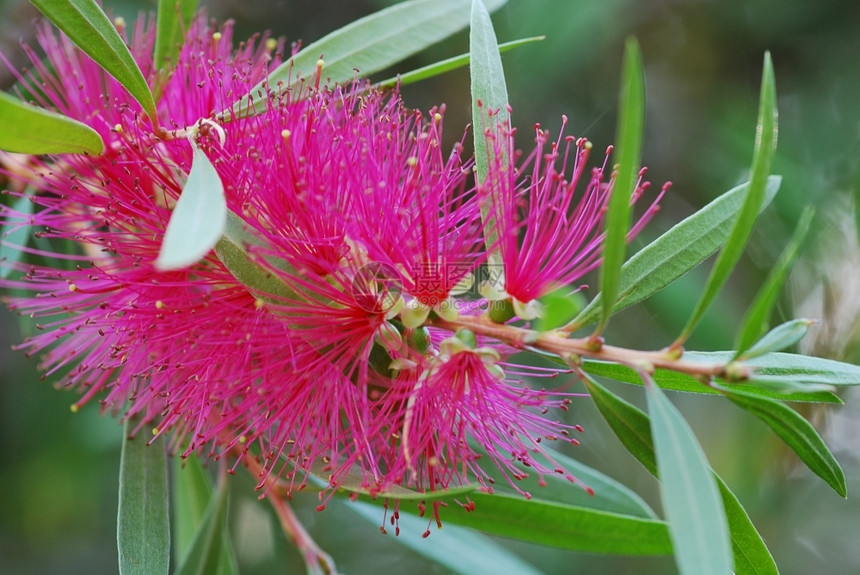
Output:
2,0,860,573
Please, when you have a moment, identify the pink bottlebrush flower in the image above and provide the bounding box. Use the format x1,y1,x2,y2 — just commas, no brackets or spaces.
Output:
0,16,397,485
369,330,587,531
482,113,668,317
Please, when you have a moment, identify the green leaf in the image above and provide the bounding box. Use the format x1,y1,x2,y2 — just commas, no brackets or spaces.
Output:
174,466,232,575
677,52,777,344
30,0,157,121
532,445,657,518
580,372,657,475
173,455,212,562
437,493,672,555
646,380,733,575
172,455,239,575
228,0,507,118
155,146,226,271
347,500,546,575
470,0,509,262
568,176,781,331
719,386,846,497
734,207,814,357
533,289,586,332
584,373,779,573
375,36,545,89
117,420,170,575
214,211,300,301
0,91,104,154
580,356,841,404
717,478,780,575
738,319,815,361
0,192,35,278
597,37,645,335
684,351,860,387
154,0,199,71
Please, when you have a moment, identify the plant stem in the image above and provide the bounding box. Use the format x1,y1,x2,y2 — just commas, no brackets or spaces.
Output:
270,495,340,575
432,313,750,382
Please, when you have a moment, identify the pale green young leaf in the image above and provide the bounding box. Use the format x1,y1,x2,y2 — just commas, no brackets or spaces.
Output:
470,0,509,261
734,206,814,357
228,0,506,118
0,192,35,279
347,500,546,575
155,147,226,271
375,36,544,89
30,0,157,121
174,466,232,575
677,53,777,344
738,319,815,361
718,385,846,497
0,91,104,155
597,37,645,335
154,0,199,71
646,379,733,575
568,176,781,331
117,420,170,575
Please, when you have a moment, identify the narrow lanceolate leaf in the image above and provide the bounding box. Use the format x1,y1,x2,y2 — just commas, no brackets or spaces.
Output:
228,0,506,118
584,372,778,573
716,476,780,575
348,500,546,575
437,493,672,555
580,356,841,404
173,455,212,563
118,420,170,575
738,319,815,361
470,0,509,261
375,36,544,89
0,91,104,155
173,455,238,575
596,37,645,336
683,350,860,387
487,443,657,518
30,0,157,122
567,176,781,331
580,371,657,475
646,380,733,575
734,206,814,358
174,467,232,575
677,52,777,345
0,192,35,278
719,386,846,497
154,0,199,71
155,147,226,271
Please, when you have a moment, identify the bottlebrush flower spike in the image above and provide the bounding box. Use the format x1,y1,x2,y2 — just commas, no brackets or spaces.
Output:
482,114,668,318
374,329,588,521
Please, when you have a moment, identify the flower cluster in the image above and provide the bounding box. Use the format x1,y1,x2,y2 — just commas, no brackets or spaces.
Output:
0,14,661,526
